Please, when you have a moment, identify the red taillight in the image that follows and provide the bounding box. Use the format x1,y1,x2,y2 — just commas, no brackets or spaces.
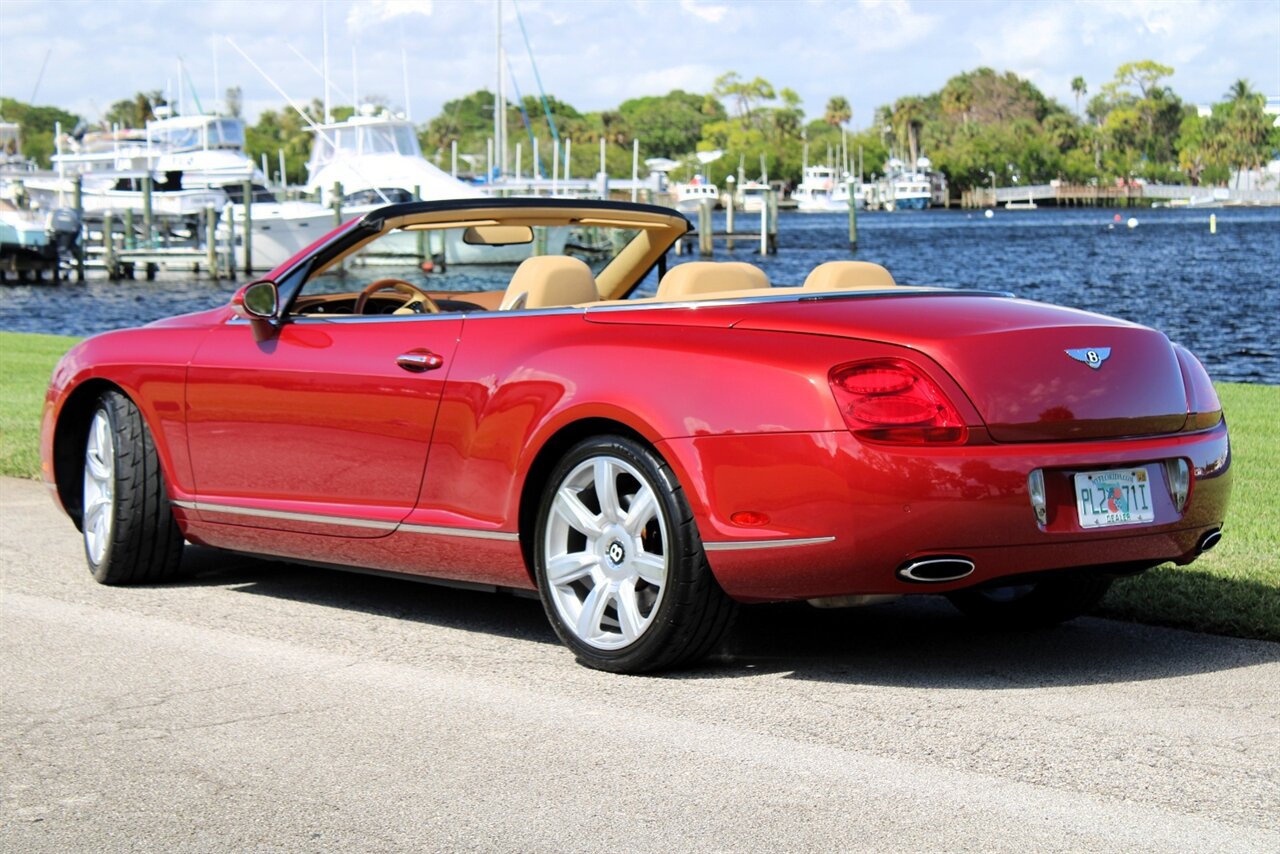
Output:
830,359,968,444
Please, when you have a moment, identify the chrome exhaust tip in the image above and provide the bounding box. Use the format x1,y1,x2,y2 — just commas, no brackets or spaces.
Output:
896,557,976,584
1197,529,1223,553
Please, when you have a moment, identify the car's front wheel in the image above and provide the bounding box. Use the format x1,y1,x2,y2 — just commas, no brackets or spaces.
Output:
533,435,736,673
946,573,1112,629
81,390,184,584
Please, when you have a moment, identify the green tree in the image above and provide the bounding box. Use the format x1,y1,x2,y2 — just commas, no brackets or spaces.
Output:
618,90,723,159
0,97,81,167
102,90,167,128
823,96,852,127
1071,76,1087,116
713,72,775,127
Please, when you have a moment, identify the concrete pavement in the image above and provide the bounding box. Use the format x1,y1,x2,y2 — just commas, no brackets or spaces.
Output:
2,476,1278,852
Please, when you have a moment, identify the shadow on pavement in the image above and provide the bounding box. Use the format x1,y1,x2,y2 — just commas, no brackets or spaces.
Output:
170,544,1279,688
174,544,558,647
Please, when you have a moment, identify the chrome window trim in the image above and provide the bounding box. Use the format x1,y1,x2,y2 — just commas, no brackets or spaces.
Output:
703,536,836,552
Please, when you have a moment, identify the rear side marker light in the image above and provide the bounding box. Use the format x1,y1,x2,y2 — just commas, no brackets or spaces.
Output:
1164,458,1190,513
1028,469,1047,525
830,359,968,445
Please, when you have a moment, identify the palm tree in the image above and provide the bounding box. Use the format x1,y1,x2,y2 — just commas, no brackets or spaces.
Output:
824,96,852,127
1071,77,1087,117
891,96,926,165
1225,79,1257,104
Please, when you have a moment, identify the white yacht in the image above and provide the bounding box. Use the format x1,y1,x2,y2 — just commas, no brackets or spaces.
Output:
885,158,932,211
735,179,769,212
304,107,480,205
51,110,265,198
232,107,560,271
672,176,720,212
792,165,864,211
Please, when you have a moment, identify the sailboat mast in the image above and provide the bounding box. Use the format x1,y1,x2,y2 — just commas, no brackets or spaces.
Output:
401,47,411,120
494,0,502,179
497,0,507,177
322,3,332,122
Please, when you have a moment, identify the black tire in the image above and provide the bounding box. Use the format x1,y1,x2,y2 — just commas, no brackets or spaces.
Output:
946,573,1113,629
80,390,184,584
533,435,736,673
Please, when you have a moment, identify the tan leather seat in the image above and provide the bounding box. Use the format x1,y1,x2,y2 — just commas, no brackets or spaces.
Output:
499,256,599,310
656,262,770,300
802,261,896,290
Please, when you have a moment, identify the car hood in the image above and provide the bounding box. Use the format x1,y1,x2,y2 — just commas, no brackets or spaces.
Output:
590,293,1190,442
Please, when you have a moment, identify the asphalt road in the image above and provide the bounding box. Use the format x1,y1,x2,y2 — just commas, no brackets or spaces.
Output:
2,476,1278,852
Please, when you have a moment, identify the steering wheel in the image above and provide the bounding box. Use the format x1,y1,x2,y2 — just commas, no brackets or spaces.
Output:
354,278,441,315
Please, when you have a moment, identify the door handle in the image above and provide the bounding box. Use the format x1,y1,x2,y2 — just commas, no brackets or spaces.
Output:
396,350,444,372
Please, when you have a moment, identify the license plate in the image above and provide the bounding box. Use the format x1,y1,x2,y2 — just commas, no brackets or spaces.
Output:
1074,467,1156,529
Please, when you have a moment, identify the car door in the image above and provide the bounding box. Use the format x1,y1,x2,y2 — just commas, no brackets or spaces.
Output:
184,314,462,537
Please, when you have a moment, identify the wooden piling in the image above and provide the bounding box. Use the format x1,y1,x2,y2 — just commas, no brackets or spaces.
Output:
725,197,735,252
698,200,713,256
103,211,117,280
205,206,217,279
332,182,344,226
242,179,254,276
758,197,768,255
847,180,858,251
414,185,426,261
73,176,84,281
767,191,779,254
141,174,154,247
123,208,134,250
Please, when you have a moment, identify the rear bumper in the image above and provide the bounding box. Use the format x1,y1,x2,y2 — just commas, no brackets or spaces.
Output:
658,421,1231,602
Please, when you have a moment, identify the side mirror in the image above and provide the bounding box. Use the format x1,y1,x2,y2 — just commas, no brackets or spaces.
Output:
232,280,279,320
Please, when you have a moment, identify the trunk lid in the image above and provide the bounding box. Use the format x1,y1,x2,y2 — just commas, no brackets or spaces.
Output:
714,293,1190,442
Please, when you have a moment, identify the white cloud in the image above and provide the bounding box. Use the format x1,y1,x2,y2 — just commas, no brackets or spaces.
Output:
838,0,942,53
680,0,729,24
346,0,433,32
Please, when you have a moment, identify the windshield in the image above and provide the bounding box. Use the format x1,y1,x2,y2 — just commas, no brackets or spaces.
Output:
294,222,655,308
149,118,246,150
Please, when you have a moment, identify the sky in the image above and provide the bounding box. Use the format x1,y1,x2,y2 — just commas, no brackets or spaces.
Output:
2,0,1278,132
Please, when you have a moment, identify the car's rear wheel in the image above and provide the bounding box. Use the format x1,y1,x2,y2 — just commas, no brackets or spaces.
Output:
946,573,1112,629
533,435,736,673
81,390,184,584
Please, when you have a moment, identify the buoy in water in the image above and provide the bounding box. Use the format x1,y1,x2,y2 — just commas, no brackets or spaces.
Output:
984,209,994,219
1113,213,1122,223
420,260,435,273
1127,217,1138,229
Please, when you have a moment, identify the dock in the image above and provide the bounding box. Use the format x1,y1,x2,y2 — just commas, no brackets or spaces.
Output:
961,183,1280,209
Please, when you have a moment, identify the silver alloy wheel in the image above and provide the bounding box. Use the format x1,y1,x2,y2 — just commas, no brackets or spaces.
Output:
82,408,115,565
542,455,669,651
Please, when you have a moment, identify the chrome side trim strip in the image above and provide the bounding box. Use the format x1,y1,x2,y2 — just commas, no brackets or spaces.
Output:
399,524,520,542
703,536,836,552
188,501,398,531
181,500,519,540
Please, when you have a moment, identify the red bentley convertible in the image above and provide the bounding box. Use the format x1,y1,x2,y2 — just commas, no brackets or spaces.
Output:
40,199,1231,672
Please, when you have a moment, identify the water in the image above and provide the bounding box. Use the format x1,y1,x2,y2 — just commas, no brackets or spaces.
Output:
2,207,1277,383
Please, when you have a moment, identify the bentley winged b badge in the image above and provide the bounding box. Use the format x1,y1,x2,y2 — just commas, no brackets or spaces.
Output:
1066,348,1112,369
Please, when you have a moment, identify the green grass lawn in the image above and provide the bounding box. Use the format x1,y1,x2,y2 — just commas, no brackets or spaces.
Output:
0,331,80,479
1100,382,1280,641
2,330,1277,641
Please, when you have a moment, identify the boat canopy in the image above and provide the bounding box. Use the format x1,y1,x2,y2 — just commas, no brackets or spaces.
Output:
309,121,422,170
146,117,246,152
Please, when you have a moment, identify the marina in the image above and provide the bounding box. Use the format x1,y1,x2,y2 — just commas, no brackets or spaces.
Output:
2,206,1275,385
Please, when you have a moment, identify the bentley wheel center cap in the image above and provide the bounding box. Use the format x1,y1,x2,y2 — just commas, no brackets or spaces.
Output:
607,540,626,565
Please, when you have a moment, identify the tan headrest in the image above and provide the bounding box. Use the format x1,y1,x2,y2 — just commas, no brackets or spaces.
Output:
657,262,770,300
802,261,896,290
500,255,599,310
